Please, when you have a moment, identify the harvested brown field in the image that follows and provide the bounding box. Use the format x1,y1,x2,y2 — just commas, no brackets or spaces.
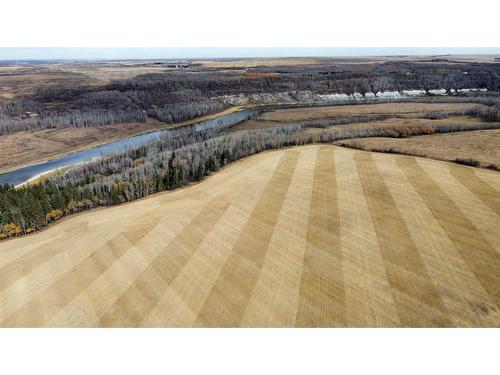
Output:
241,70,281,79
0,65,102,100
0,145,499,327
258,102,486,122
0,61,188,99
336,129,500,168
198,55,500,68
52,62,187,83
318,116,500,139
230,114,485,133
229,103,488,133
198,58,321,68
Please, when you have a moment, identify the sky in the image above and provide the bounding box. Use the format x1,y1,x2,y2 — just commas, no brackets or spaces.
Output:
1,48,500,61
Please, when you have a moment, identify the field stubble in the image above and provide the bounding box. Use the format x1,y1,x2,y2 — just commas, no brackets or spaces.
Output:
0,145,498,327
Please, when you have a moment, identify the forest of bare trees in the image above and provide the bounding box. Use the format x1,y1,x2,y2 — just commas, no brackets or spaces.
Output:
1,60,499,135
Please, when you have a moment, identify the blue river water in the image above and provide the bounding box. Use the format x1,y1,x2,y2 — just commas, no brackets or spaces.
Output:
0,109,258,187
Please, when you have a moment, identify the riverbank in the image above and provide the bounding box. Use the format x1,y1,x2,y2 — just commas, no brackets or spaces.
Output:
0,107,258,187
0,106,244,175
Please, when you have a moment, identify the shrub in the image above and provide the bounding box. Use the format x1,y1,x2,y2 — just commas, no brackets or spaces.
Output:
46,209,63,221
455,158,480,167
3,223,22,237
486,163,499,171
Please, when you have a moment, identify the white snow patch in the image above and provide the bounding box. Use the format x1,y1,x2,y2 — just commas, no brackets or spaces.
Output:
402,89,426,97
353,92,364,100
428,89,448,96
376,91,403,99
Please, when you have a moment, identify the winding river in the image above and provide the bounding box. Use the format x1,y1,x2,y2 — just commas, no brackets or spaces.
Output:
0,109,259,187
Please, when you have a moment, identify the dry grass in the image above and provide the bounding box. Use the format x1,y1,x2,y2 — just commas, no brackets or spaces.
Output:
198,58,321,68
231,115,485,134
0,61,190,98
0,145,498,327
0,61,195,99
258,102,486,123
241,70,282,78
0,65,102,100
336,129,500,169
229,102,486,134
315,116,490,137
51,62,179,83
198,55,500,68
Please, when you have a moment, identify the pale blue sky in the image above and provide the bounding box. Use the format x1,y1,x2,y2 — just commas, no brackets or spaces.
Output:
1,48,500,61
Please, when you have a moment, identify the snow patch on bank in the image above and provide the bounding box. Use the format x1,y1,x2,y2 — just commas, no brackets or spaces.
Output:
216,88,488,106
428,89,448,96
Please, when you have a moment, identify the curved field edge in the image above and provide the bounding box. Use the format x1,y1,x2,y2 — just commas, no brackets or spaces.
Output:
1,142,499,241
0,145,499,327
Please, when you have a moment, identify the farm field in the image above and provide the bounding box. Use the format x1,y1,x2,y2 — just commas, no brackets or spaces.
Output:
257,102,485,122
0,61,186,100
0,145,498,327
197,54,500,68
0,65,102,101
336,129,500,169
229,102,487,132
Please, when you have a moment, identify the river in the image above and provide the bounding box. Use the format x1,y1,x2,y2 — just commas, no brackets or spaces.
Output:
0,109,259,187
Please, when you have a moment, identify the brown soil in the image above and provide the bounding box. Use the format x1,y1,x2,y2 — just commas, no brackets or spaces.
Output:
336,129,500,169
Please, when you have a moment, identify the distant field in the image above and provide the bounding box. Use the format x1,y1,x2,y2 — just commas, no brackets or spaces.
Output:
258,102,486,122
230,102,486,132
0,65,101,100
336,129,500,168
320,116,496,137
0,61,191,99
198,57,321,68
51,61,184,83
198,55,500,68
1,145,498,327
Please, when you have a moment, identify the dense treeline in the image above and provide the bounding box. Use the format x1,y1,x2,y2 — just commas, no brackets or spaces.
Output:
0,98,41,115
148,100,225,124
109,61,500,96
0,124,306,237
253,61,500,94
2,104,500,238
0,109,147,135
0,102,227,135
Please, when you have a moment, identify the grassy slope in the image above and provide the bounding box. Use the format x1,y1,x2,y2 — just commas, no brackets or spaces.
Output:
0,145,499,327
336,129,500,168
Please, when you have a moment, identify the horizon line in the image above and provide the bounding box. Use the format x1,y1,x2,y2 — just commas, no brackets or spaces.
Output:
1,47,500,61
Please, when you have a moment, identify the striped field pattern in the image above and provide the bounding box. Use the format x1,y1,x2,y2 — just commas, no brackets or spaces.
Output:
0,145,499,327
